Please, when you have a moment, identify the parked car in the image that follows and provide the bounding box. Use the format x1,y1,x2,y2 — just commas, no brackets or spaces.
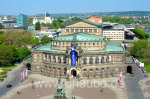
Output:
6,84,12,88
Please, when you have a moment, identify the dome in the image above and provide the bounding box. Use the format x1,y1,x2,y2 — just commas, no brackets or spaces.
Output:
45,12,50,17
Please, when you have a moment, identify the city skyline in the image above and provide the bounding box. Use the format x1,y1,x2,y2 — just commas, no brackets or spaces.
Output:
1,0,150,15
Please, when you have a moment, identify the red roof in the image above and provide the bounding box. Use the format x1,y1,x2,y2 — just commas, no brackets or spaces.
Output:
87,16,102,23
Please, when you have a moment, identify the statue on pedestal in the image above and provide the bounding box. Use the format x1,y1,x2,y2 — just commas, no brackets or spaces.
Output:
54,77,66,99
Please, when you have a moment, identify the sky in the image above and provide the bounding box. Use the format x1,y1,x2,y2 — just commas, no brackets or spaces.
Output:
1,0,150,15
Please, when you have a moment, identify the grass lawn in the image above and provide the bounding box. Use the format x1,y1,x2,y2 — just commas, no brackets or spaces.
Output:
140,58,150,73
0,65,17,75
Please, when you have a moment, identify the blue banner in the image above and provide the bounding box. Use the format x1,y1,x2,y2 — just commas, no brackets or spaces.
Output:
71,48,76,66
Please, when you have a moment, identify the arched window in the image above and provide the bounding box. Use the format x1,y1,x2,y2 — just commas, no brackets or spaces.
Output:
90,69,93,72
96,68,99,71
83,57,87,64
89,57,93,64
95,57,99,64
101,56,104,63
58,57,61,63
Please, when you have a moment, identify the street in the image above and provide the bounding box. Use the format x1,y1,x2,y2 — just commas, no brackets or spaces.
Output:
0,63,24,97
125,64,145,99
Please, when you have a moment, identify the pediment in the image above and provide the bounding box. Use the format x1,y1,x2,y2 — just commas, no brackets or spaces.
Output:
66,22,97,28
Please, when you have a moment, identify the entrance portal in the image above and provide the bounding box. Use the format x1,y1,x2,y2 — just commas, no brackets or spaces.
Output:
71,69,77,77
127,66,132,74
26,63,31,70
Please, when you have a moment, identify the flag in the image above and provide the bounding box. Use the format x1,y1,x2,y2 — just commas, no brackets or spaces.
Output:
25,69,28,77
22,71,24,80
71,46,76,66
120,72,123,85
24,69,26,78
20,72,22,81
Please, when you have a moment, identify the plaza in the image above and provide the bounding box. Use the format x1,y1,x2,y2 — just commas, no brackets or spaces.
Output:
1,74,127,99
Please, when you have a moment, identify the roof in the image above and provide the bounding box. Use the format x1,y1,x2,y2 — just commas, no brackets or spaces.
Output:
123,40,134,43
33,44,65,53
62,19,102,28
87,16,102,23
33,41,125,53
83,41,125,54
52,33,106,41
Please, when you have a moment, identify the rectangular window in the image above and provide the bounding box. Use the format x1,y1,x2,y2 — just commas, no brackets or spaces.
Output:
71,29,74,32
84,29,88,32
80,29,83,32
89,29,92,32
66,29,69,32
75,29,78,32
94,29,97,32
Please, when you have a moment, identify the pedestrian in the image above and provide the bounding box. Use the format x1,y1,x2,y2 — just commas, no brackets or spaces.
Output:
118,80,120,86
100,83,104,93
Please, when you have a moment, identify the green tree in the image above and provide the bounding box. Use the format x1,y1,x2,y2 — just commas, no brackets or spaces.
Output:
28,18,33,26
70,17,80,23
57,18,63,24
0,23,3,29
35,22,41,30
130,40,149,58
40,36,51,44
0,31,4,44
51,20,60,29
0,45,16,66
17,46,31,61
27,38,39,44
3,30,32,47
133,28,149,39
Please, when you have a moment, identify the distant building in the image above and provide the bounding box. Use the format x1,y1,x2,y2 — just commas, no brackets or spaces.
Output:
16,14,28,29
40,27,50,30
103,29,125,40
1,19,16,29
28,26,35,30
87,16,102,24
35,29,60,38
33,12,53,25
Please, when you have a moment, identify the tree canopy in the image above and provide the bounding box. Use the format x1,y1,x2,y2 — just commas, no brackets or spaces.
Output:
27,38,39,44
40,36,51,44
17,46,31,61
130,40,150,58
35,22,41,30
0,45,31,67
0,45,17,66
3,30,32,47
0,23,3,29
133,28,150,39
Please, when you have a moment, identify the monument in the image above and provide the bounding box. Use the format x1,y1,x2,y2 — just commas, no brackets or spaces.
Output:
54,77,66,99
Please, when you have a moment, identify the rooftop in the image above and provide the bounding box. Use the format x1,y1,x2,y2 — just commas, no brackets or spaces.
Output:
62,19,102,28
33,41,125,53
87,16,102,23
33,44,65,53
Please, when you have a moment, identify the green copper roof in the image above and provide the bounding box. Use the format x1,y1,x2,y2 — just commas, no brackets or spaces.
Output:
33,44,65,53
33,41,125,53
53,33,106,41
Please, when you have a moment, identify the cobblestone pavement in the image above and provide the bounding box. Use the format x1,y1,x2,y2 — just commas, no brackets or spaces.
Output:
1,74,127,99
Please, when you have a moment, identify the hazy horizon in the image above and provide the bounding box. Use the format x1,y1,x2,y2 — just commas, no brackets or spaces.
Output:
1,0,150,15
